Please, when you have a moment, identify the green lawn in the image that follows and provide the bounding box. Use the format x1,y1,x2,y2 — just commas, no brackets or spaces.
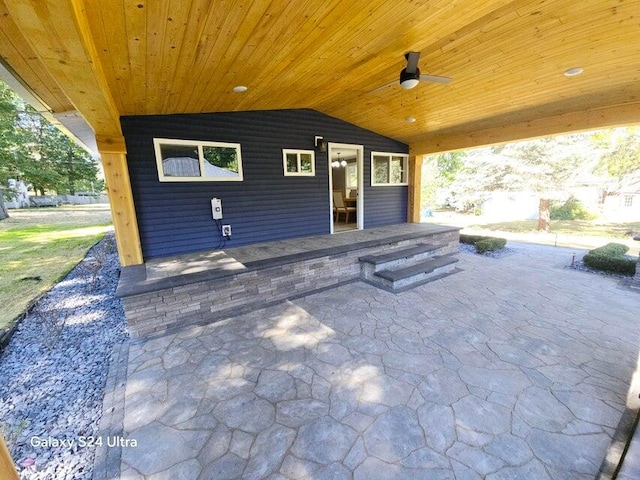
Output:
0,205,113,332
469,219,640,239
425,211,640,254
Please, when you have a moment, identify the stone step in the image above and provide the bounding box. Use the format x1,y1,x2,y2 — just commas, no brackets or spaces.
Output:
359,243,443,279
368,255,460,292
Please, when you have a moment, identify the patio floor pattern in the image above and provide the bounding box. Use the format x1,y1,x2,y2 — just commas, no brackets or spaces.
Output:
115,243,640,480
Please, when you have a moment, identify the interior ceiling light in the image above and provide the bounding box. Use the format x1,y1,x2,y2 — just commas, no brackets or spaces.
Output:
233,85,248,93
564,67,584,77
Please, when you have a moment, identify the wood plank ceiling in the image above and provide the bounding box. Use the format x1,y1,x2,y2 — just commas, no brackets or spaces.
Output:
1,0,639,154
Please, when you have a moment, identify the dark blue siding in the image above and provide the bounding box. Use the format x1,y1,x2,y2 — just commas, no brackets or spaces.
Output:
121,109,408,259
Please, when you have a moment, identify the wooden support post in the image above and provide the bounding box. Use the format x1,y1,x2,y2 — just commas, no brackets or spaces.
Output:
97,136,143,266
407,154,423,223
0,433,19,480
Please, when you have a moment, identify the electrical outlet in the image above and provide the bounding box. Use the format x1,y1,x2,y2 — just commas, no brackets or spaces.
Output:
222,225,232,237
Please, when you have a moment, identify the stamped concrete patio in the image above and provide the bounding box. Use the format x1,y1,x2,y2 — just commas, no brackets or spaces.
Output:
100,242,640,480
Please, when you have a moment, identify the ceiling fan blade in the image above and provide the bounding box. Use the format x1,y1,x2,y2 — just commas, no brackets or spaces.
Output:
420,74,452,84
368,80,396,94
405,51,420,74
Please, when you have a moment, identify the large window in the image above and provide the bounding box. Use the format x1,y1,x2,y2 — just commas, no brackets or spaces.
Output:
283,149,315,176
154,138,243,182
371,152,408,186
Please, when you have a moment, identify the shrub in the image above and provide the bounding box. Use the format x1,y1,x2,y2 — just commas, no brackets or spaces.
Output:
475,237,507,253
460,234,486,245
550,196,596,220
590,243,629,257
583,253,636,276
460,234,507,253
583,242,636,276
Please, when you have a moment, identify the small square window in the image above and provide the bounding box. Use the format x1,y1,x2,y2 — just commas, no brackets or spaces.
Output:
371,152,408,186
283,149,315,176
624,195,633,208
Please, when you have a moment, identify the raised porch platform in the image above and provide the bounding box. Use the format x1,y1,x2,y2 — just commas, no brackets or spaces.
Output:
117,224,460,338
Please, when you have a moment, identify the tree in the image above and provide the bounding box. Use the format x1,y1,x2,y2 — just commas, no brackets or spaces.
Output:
0,193,8,220
435,151,465,183
594,127,640,182
0,81,17,220
447,134,598,229
421,151,466,208
0,81,26,197
0,79,100,196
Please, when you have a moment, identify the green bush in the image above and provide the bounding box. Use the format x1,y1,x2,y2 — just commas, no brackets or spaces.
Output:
460,234,507,253
590,243,629,257
460,234,486,245
583,242,636,276
550,196,596,220
475,237,507,253
583,253,636,276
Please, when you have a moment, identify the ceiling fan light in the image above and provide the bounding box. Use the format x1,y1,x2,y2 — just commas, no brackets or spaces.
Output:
399,67,420,89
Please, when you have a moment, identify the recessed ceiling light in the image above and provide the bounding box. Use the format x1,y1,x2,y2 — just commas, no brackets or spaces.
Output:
405,117,416,123
564,67,584,77
233,85,248,93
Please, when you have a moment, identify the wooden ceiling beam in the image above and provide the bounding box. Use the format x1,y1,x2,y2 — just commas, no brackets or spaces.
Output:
409,102,640,156
4,0,122,137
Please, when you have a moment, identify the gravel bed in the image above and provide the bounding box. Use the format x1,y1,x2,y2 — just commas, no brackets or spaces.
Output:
0,233,127,480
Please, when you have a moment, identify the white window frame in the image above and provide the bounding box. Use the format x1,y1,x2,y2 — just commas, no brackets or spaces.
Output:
282,149,315,176
370,152,409,186
154,138,243,182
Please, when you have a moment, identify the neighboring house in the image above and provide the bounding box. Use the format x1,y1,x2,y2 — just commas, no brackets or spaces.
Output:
4,179,30,209
603,192,640,220
569,172,640,221
161,157,240,178
122,109,409,259
601,173,640,221
480,191,540,221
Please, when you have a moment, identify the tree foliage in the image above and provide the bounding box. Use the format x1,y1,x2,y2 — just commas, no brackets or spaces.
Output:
0,194,8,220
443,134,600,213
421,151,466,207
595,127,640,180
435,152,465,183
0,80,101,196
550,196,596,220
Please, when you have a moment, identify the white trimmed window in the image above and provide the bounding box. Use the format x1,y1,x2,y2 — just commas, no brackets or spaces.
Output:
371,152,408,186
346,163,358,189
283,149,315,176
624,195,633,208
154,138,243,182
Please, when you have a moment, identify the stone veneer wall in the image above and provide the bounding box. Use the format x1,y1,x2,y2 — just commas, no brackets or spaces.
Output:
123,230,459,338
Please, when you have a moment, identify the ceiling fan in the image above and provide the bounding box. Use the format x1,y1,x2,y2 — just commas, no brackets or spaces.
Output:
369,51,452,93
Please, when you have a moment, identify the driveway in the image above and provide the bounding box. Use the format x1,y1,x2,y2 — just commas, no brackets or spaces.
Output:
112,243,640,479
